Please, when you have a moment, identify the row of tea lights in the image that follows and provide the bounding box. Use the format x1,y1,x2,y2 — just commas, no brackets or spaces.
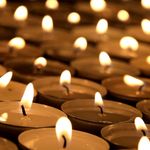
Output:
0,0,149,149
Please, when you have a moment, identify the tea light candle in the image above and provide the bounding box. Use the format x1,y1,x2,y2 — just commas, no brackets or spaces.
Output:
0,137,18,150
18,117,109,150
61,92,142,135
101,121,150,149
130,56,150,77
102,75,150,104
0,37,43,62
17,15,72,45
4,57,74,83
33,70,107,108
43,37,98,63
72,18,124,45
0,5,41,30
71,52,140,81
98,36,150,61
0,71,37,102
127,19,150,43
136,100,150,123
0,83,66,138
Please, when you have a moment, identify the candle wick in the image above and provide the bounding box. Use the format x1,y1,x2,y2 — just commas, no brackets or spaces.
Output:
8,46,14,55
98,106,104,114
62,135,67,149
141,129,147,136
21,105,27,116
136,84,145,95
33,65,44,74
63,84,70,95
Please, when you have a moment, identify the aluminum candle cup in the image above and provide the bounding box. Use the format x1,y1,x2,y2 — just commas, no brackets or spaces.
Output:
101,123,150,149
136,100,150,123
18,128,109,150
0,81,37,102
131,57,150,77
71,57,140,81
4,58,74,83
0,102,66,138
33,77,107,109
0,137,18,150
61,99,142,135
43,41,98,63
102,76,150,104
98,41,150,61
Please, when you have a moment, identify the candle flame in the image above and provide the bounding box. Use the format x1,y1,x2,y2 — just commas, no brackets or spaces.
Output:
56,117,72,147
0,113,8,122
34,57,47,68
134,117,147,131
138,136,150,150
14,5,28,21
146,56,150,64
99,51,111,66
45,0,59,10
141,19,150,35
8,37,26,50
120,36,139,51
73,37,87,51
117,10,130,22
96,19,108,34
67,12,80,24
94,92,104,107
0,0,6,8
20,83,34,110
90,0,106,12
141,0,150,9
123,75,144,87
0,71,13,88
42,15,53,32
60,70,71,85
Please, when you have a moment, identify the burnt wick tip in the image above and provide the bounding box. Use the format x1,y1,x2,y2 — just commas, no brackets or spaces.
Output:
21,105,27,116
62,135,67,149
63,84,70,95
98,106,104,115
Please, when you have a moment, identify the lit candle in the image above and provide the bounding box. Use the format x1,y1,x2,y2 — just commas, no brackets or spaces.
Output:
138,136,150,150
98,36,150,61
62,92,142,135
67,12,81,24
45,0,59,10
0,83,66,138
141,0,150,9
71,52,140,81
33,70,107,108
102,75,150,104
0,0,6,9
18,117,109,150
117,10,130,22
5,57,73,83
90,0,106,12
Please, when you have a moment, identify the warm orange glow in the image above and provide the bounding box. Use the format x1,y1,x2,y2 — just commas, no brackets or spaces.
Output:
45,0,59,10
99,51,112,66
141,19,150,35
34,57,47,68
90,0,106,12
138,136,150,150
56,117,72,147
60,70,71,85
141,0,150,9
42,15,53,32
0,72,13,88
73,37,87,51
94,92,104,107
14,5,28,21
123,75,144,87
117,10,130,22
120,36,139,51
20,83,34,110
67,12,80,24
96,19,108,34
0,0,6,8
134,117,147,131
146,56,150,64
0,113,8,122
8,37,26,50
